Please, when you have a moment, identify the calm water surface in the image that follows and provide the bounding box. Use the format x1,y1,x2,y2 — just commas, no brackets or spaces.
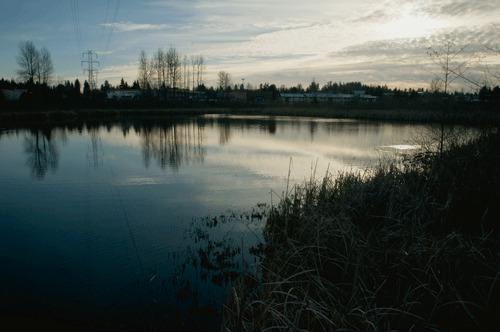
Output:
0,115,428,330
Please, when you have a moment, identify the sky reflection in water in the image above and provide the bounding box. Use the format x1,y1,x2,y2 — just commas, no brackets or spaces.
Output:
0,115,428,330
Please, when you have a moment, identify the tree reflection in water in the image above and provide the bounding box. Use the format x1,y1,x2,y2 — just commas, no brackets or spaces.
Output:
11,116,285,177
218,118,232,145
138,122,205,171
23,129,59,179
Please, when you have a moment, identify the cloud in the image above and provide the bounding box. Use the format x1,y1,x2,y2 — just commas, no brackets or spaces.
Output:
419,0,500,17
100,21,169,32
351,9,391,23
313,24,500,90
98,63,138,83
334,25,500,59
4,0,500,89
95,50,114,56
351,0,500,27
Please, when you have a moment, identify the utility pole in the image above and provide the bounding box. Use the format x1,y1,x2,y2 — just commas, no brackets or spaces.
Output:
81,50,100,90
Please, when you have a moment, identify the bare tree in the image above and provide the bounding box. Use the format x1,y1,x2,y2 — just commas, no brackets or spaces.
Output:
428,40,481,94
197,55,205,87
188,55,206,90
153,48,166,88
427,40,481,155
191,55,197,91
148,57,157,88
482,45,500,86
217,71,231,90
429,78,443,93
17,41,40,83
166,47,181,90
182,55,189,90
38,47,54,84
138,50,150,89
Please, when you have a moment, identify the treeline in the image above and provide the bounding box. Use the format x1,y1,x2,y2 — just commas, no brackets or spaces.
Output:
137,48,205,91
1,40,500,111
0,76,217,110
479,85,500,104
2,77,500,111
278,80,499,100
0,78,97,109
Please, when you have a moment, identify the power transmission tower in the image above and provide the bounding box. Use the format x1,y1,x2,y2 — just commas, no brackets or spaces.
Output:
81,50,100,90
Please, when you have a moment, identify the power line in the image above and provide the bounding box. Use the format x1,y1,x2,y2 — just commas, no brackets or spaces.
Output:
102,0,111,51
69,0,81,53
104,0,121,54
75,0,82,50
81,50,100,90
104,0,111,26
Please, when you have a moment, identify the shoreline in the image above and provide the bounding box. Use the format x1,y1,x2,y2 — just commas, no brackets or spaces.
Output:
2,106,500,126
223,131,500,331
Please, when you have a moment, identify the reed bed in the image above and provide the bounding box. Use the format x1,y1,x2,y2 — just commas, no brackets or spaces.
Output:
223,132,500,331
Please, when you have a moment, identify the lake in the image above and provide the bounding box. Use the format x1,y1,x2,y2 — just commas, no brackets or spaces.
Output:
0,115,429,330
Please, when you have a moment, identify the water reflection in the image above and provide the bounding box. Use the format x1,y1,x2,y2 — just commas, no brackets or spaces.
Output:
154,207,265,329
87,127,103,168
24,129,59,179
139,123,205,170
0,115,439,181
181,206,265,287
0,115,447,331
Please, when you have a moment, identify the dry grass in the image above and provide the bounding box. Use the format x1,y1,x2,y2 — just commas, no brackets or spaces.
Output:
223,132,500,331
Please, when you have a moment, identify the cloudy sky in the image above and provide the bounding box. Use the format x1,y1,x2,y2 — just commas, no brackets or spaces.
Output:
0,0,499,89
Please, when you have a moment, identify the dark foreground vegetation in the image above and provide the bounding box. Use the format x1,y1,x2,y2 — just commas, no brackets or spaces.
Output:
223,132,500,331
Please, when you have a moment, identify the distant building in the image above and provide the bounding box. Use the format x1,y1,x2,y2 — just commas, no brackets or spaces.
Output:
226,90,276,104
106,90,142,100
358,94,377,102
228,91,248,103
246,91,276,104
191,91,207,102
0,89,27,102
280,92,377,104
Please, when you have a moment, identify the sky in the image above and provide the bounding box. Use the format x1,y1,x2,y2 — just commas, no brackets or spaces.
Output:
0,0,499,90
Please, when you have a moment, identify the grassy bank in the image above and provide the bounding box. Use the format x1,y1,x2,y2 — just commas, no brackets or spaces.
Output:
223,132,500,331
1,105,500,126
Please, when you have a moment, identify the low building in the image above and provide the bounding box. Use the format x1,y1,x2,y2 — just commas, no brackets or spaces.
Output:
227,90,276,104
280,92,352,104
0,89,27,102
359,94,377,102
228,91,248,103
280,92,377,104
106,90,142,100
246,91,276,104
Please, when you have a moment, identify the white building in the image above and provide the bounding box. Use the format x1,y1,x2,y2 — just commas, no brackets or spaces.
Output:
280,92,377,104
106,90,142,100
